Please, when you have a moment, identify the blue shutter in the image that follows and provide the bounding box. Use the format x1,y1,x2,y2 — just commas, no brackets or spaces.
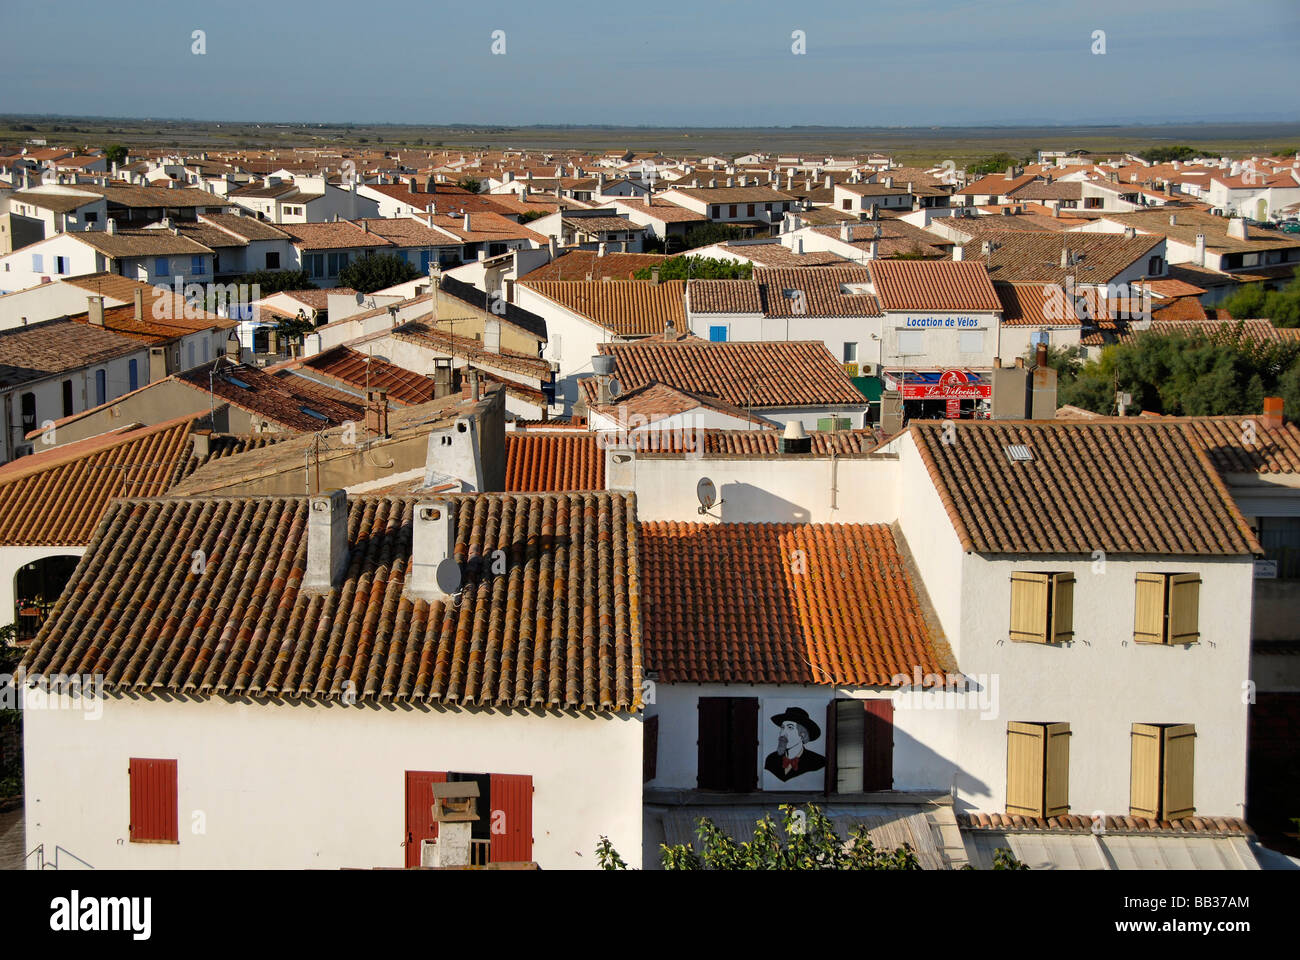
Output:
155,257,169,276
708,325,728,343
191,255,203,275
95,369,107,406
32,254,43,272
128,359,139,391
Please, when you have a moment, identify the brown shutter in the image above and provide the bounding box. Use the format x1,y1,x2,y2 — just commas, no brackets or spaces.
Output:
1043,722,1071,817
697,698,730,790
1134,573,1167,644
730,698,759,792
824,700,838,794
1167,575,1201,645
1161,724,1196,820
1050,574,1075,643
1010,572,1050,643
1130,723,1163,818
862,699,894,791
1006,722,1046,816
643,715,659,783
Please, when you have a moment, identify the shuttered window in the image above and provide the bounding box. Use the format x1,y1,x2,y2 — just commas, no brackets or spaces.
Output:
1006,722,1070,817
830,699,894,793
128,757,178,843
1134,573,1201,644
697,697,758,792
643,715,659,783
1009,572,1074,643
489,773,533,863
1130,723,1196,819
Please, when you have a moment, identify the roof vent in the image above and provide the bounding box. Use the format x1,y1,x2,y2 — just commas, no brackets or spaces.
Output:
1005,444,1034,462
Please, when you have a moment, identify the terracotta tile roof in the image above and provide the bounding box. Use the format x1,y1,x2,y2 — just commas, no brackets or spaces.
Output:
1148,296,1209,322
175,360,365,432
0,417,197,545
1184,417,1300,475
438,275,547,340
280,221,395,251
959,813,1252,836
1005,180,1083,201
355,217,457,246
0,318,142,389
665,186,795,205
910,420,1261,556
59,271,164,305
587,339,865,408
299,346,439,405
640,522,944,685
20,492,642,712
392,321,552,381
72,228,214,258
711,242,849,268
994,282,1100,327
504,433,604,491
868,259,1001,312
614,198,710,223
1102,209,1300,255
967,232,1163,284
591,381,778,428
1151,317,1300,344
812,220,953,259
520,279,687,337
615,427,881,456
1141,277,1207,298
689,266,880,318
72,300,235,342
77,182,224,209
955,173,1038,197
423,210,547,245
261,288,356,312
7,190,101,213
522,250,670,281
197,213,291,242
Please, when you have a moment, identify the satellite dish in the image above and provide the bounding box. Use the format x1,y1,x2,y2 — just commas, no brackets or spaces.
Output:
696,477,717,511
608,377,622,398
435,557,462,595
355,291,364,306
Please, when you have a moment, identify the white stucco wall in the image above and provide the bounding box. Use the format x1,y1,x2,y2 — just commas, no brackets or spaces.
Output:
24,695,643,869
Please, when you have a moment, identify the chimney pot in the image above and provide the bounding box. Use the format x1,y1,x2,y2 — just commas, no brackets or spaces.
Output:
87,295,105,326
134,288,144,322
406,499,461,602
304,490,350,591
1263,396,1285,430
365,388,389,438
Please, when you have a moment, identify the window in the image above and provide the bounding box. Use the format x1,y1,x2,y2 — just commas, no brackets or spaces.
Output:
1009,572,1074,643
420,250,433,272
155,257,169,276
54,256,68,274
896,329,924,355
708,324,728,342
190,255,204,275
1258,517,1300,579
1031,330,1050,347
710,206,720,218
94,369,106,406
1147,255,1164,275
1133,572,1200,644
20,392,36,435
129,757,178,843
1006,722,1070,817
728,205,737,218
31,253,43,272
1130,723,1195,819
843,199,852,210
1084,197,1103,209
403,771,531,867
84,212,98,223
831,699,893,792
747,204,755,217
187,342,196,369
62,379,74,417
697,697,758,791
959,330,985,354
326,252,349,275
305,253,324,278
843,341,858,363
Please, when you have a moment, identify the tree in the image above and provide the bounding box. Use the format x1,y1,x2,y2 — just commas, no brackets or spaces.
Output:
597,803,926,870
237,269,314,296
966,152,1034,177
103,143,128,166
338,253,419,294
1138,145,1202,164
680,223,750,250
456,176,482,194
632,255,752,281
1223,268,1300,327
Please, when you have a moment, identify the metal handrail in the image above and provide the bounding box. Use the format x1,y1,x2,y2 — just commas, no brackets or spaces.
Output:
22,842,94,870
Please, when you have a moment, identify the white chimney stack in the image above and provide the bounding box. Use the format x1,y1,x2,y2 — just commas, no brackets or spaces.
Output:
304,490,349,591
1195,233,1207,266
406,500,460,602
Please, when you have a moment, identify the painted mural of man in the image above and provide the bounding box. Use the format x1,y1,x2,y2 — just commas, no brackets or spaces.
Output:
763,707,825,782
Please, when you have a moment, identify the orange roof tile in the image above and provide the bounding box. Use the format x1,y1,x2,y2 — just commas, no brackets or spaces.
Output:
504,433,604,491
521,279,687,337
868,259,1001,312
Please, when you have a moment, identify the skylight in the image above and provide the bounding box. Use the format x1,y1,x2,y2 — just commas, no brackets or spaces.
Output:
1005,444,1034,462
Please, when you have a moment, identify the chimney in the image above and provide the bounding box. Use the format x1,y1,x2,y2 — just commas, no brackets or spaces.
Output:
463,212,471,231
651,266,661,284
1035,342,1048,368
469,369,480,401
982,240,993,258
408,176,419,193
840,221,850,241
225,335,241,361
406,499,460,602
190,429,211,459
87,295,105,326
106,218,118,234
869,239,879,259
1263,396,1285,430
1228,218,1248,240
597,242,607,257
825,173,832,189
781,421,811,454
304,490,350,591
1195,233,1207,267
1169,213,1177,226
952,244,964,261
1006,166,1014,178
134,288,144,321
425,175,435,193
548,235,558,257
664,317,677,339
1060,248,1070,269
365,388,389,439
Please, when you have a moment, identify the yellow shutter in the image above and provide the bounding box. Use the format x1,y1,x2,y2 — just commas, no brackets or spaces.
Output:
1167,574,1201,645
1133,573,1167,644
1130,723,1164,817
1050,573,1075,643
1010,573,1050,643
1006,722,1046,816
1161,724,1196,820
1043,722,1071,817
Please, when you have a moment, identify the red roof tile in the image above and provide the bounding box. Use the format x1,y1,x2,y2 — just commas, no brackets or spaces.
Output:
504,434,604,491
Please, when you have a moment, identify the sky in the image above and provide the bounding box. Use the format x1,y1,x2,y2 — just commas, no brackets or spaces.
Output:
3,0,1298,127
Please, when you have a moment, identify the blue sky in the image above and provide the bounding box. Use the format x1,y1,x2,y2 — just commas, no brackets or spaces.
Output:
5,0,1297,126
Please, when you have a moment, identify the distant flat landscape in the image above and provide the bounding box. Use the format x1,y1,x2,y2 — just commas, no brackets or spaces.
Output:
3,117,1298,163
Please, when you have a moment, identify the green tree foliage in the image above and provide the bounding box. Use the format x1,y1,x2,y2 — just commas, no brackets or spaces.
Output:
103,143,128,166
1223,269,1300,327
966,152,1035,177
1138,145,1202,164
236,269,315,296
1050,326,1300,419
456,176,482,193
632,256,752,281
338,253,419,294
680,223,751,250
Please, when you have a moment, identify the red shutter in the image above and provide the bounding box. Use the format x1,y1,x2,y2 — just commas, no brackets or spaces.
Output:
697,698,730,790
128,757,178,843
643,715,659,783
730,698,759,793
404,771,447,868
862,700,894,791
489,773,533,863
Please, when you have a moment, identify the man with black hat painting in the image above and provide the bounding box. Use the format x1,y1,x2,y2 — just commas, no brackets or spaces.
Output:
764,706,826,782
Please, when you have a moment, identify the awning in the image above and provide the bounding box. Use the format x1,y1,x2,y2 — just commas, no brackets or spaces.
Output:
883,368,991,400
